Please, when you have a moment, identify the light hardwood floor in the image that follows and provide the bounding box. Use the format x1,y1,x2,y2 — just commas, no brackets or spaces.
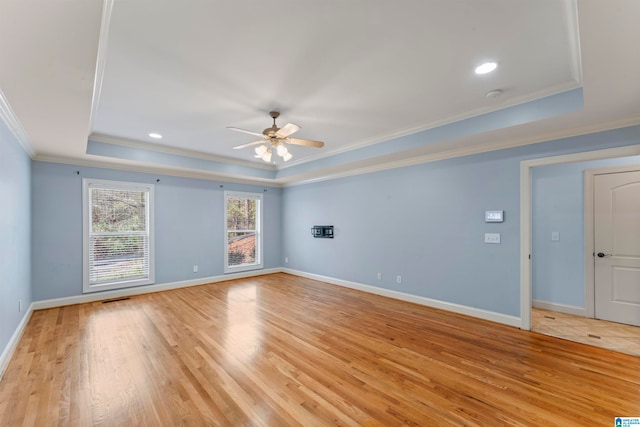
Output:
1,273,639,426
532,307,640,356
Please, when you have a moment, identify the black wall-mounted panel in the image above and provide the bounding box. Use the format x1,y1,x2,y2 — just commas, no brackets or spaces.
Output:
311,225,334,238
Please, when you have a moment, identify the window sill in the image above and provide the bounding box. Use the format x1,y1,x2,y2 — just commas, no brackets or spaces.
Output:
224,263,264,274
83,277,154,294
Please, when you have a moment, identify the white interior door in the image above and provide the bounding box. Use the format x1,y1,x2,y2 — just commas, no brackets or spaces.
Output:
594,169,640,326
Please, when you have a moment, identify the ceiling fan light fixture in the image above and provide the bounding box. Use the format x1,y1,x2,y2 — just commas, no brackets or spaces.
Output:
276,143,288,157
229,111,324,162
261,148,272,163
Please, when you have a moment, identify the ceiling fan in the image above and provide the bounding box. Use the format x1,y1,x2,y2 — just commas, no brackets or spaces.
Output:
228,111,324,163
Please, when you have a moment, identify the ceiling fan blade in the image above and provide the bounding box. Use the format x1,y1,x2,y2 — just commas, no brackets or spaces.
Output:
233,140,266,149
227,126,265,138
275,123,300,138
287,138,324,148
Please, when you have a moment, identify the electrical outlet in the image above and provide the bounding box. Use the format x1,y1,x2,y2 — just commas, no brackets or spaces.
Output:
396,275,402,284
484,233,501,244
18,300,22,313
193,265,198,273
285,257,289,263
377,272,382,280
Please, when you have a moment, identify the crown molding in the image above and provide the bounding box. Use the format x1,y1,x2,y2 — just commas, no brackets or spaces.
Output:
563,0,583,83
281,114,640,187
38,111,640,189
0,89,35,158
89,133,276,171
33,154,284,188
36,114,640,189
279,82,582,171
88,0,114,133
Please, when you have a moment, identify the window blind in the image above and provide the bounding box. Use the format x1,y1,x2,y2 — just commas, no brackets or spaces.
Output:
224,191,263,272
84,180,154,291
88,233,149,284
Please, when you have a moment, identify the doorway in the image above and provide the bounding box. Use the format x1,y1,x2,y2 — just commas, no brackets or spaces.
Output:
520,145,640,354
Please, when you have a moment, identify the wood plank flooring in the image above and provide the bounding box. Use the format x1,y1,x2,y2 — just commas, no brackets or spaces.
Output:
532,308,640,356
1,273,639,426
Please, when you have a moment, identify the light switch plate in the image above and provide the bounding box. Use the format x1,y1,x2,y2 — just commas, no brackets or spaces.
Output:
551,231,560,241
485,210,504,222
485,233,501,244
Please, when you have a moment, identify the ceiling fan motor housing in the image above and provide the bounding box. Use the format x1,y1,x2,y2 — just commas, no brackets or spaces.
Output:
264,111,281,136
263,126,279,137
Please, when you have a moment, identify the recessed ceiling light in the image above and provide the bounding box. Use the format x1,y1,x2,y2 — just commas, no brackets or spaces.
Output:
149,132,162,139
475,62,497,74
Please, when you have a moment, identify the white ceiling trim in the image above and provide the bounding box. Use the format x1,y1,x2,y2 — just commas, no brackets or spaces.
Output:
279,81,582,170
0,89,35,158
89,133,276,171
34,113,640,189
88,0,114,134
562,0,583,83
34,154,283,188
280,113,640,187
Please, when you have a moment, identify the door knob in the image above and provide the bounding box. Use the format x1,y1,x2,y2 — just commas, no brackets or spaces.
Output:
597,252,612,258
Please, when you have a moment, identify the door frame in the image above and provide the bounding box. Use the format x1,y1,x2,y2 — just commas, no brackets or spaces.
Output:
585,164,640,321
519,145,640,331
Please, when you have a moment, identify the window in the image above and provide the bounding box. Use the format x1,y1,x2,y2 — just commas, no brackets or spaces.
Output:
83,178,154,293
224,191,263,273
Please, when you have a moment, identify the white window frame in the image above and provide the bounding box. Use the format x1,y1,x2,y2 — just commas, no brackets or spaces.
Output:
224,191,263,273
82,178,155,293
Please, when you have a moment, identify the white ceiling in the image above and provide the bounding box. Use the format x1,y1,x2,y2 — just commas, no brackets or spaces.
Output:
1,0,639,184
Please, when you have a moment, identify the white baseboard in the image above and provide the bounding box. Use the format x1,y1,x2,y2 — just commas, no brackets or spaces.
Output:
32,268,283,310
283,269,521,328
0,303,35,380
532,300,587,317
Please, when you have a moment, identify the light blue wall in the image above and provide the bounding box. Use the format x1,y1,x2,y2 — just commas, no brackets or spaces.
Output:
0,120,31,355
15,123,640,320
283,125,640,317
31,162,282,301
284,153,520,314
531,155,640,308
